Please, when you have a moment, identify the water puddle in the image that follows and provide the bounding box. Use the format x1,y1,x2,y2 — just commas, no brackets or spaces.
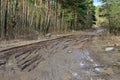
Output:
79,62,85,67
96,29,104,33
81,49,94,62
72,72,78,77
71,48,114,80
93,65,114,74
94,67,101,72
72,72,81,79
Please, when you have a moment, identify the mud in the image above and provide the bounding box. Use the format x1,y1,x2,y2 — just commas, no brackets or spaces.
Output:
0,29,119,80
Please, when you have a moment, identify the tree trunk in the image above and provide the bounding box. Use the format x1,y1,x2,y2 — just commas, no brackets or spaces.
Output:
4,0,8,39
0,0,1,37
21,0,25,14
44,0,51,34
34,0,36,7
40,0,42,6
11,0,19,39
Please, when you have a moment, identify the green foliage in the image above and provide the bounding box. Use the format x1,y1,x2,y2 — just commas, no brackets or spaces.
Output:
0,0,96,40
100,0,120,34
61,0,96,29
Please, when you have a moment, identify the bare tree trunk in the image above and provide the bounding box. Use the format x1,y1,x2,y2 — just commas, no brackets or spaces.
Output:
25,5,28,27
59,12,62,32
62,11,64,32
44,0,51,34
34,0,37,7
38,15,41,32
11,0,19,39
0,0,1,38
39,0,42,33
21,0,25,13
55,0,58,32
46,15,51,33
40,0,42,7
4,0,8,39
74,11,77,30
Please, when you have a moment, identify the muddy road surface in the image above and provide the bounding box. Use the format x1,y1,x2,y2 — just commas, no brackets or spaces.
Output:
0,29,115,80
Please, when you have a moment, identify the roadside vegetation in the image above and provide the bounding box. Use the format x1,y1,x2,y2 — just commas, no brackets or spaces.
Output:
98,0,120,35
0,0,96,40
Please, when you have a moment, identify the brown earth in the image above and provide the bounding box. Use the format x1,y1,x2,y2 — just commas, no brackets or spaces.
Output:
0,29,120,80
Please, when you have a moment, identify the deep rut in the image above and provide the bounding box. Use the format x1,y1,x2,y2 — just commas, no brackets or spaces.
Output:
0,29,111,80
0,34,88,72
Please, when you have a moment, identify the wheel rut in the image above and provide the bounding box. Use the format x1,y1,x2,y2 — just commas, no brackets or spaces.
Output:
0,29,111,80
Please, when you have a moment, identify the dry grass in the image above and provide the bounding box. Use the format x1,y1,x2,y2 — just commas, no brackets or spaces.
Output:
91,34,120,80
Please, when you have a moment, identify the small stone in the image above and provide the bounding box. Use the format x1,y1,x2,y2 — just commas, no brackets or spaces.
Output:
105,47,115,52
68,50,72,53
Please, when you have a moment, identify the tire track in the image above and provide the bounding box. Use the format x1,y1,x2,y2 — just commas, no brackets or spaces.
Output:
0,31,98,72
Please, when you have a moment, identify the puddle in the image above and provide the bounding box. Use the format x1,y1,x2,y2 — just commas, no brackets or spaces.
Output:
82,49,94,62
72,72,78,77
72,72,81,79
96,29,104,33
93,66,114,74
78,48,114,75
79,62,85,67
68,50,72,53
94,67,101,72
94,64,99,66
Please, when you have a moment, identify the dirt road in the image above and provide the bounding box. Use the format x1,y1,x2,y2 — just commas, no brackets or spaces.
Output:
0,29,119,80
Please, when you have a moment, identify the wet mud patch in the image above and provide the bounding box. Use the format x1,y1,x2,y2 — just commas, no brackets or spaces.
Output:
91,34,120,80
0,29,119,80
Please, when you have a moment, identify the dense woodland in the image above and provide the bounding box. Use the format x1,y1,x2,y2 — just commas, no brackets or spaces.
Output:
99,0,120,35
0,0,96,40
